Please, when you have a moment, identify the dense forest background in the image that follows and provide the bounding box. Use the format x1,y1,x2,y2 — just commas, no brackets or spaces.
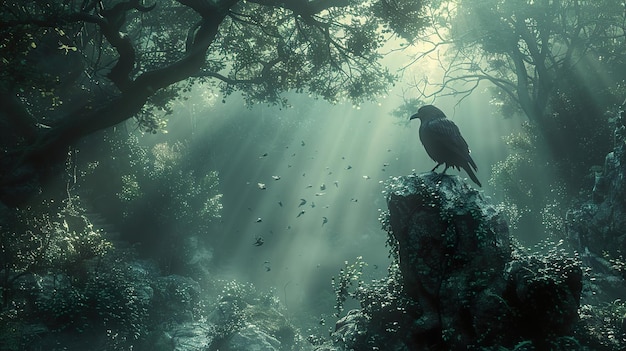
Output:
2,0,626,350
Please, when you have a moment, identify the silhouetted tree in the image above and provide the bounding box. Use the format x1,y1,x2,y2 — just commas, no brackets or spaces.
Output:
403,0,625,191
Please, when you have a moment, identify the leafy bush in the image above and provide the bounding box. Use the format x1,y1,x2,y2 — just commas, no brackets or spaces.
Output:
331,256,367,317
576,300,626,350
34,250,150,344
205,279,305,349
79,130,223,270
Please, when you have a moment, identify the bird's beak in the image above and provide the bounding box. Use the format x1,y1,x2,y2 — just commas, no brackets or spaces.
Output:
409,113,419,120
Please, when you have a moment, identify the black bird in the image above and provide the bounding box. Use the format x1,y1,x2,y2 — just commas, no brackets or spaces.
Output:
410,105,481,187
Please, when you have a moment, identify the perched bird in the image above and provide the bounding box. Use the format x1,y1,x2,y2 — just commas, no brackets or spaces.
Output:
410,105,481,187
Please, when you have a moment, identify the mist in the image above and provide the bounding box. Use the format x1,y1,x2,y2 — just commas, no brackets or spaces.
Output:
133,73,522,326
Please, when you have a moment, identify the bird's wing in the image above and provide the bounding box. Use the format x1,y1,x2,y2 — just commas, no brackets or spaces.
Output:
427,118,470,152
430,119,479,172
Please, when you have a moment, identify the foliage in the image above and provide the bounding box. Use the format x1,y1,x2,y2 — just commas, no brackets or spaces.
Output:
331,256,367,317
0,0,425,147
141,140,223,226
489,122,572,239
352,262,415,332
414,0,626,116
1,181,112,309
205,279,306,349
521,239,582,287
607,254,626,280
78,130,222,265
11,198,110,271
575,300,626,351
0,153,114,348
150,274,204,324
390,96,427,125
329,258,417,349
0,0,430,207
34,250,150,343
209,280,266,339
1,131,221,346
0,195,150,349
2,231,307,350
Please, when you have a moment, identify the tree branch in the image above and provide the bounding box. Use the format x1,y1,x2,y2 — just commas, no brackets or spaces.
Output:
93,0,154,90
2,1,236,199
248,0,349,16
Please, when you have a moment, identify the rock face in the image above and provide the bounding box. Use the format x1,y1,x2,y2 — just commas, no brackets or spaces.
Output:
387,173,513,349
565,111,626,349
224,324,281,351
149,322,213,351
567,111,626,272
318,173,583,350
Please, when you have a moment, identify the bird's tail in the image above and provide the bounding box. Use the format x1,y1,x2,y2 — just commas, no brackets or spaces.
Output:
462,160,481,187
467,154,478,172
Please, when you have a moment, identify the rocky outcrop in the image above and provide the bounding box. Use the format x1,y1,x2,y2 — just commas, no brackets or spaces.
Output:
386,173,512,349
317,173,583,350
567,110,626,281
563,111,626,349
224,324,282,351
148,322,213,351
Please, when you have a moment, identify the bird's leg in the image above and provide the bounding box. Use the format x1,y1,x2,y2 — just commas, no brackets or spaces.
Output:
434,164,450,184
431,163,443,172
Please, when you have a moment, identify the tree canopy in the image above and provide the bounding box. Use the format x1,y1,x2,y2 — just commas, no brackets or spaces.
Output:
403,0,625,192
410,0,625,118
0,0,426,206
